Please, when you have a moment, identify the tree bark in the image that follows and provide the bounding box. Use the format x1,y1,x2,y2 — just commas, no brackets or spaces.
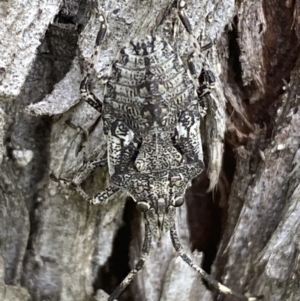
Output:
1,1,300,301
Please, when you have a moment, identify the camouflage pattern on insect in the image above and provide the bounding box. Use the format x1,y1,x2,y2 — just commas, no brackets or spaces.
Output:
51,3,262,301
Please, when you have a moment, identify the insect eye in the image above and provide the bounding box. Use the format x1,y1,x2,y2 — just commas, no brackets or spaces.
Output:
173,197,184,207
136,202,150,212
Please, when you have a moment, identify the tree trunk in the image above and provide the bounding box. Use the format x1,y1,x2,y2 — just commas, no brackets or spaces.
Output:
1,1,300,301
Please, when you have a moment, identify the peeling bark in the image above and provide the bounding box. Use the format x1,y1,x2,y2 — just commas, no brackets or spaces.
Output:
0,0,63,98
1,1,300,301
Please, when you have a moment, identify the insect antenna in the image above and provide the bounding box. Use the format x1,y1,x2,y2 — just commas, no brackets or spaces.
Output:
170,224,263,301
108,221,152,301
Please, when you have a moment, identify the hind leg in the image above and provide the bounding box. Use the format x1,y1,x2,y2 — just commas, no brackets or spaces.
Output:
80,9,107,113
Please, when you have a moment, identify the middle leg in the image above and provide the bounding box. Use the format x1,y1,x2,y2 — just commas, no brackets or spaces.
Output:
50,157,113,203
50,170,120,205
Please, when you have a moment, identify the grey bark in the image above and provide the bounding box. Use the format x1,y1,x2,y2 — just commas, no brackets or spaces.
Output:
1,1,300,301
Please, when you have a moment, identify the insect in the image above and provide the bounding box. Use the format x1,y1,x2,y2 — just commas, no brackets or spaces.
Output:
51,2,262,300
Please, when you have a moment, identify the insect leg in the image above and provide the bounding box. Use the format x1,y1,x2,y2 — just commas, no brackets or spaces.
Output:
72,158,107,185
80,10,107,113
49,173,91,201
177,0,213,49
170,224,262,301
108,222,152,301
92,185,120,205
50,157,107,185
50,172,120,205
187,52,215,98
178,0,216,99
177,0,193,35
65,114,102,163
50,158,107,200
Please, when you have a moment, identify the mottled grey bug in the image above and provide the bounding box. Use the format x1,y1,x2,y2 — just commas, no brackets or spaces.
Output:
51,2,262,301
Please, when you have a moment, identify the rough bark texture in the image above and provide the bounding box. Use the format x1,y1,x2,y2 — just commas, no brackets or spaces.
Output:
1,1,300,301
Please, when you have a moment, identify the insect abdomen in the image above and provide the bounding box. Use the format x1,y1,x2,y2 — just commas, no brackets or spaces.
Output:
103,36,198,135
